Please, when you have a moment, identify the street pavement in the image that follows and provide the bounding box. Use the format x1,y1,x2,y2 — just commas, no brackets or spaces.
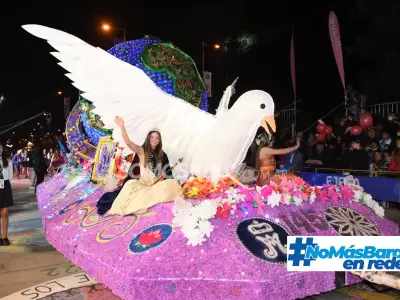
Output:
0,179,73,298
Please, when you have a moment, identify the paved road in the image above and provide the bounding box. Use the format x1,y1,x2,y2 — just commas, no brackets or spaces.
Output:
0,179,73,298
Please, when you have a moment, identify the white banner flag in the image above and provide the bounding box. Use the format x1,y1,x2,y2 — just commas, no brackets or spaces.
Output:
203,71,212,98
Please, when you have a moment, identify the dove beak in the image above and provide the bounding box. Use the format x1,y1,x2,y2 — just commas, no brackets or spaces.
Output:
261,115,276,135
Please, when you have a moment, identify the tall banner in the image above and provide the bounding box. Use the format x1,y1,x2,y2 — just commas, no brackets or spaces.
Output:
203,71,212,97
64,97,70,118
329,11,345,89
290,33,296,99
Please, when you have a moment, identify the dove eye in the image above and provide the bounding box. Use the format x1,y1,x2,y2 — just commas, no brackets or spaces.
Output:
260,104,266,109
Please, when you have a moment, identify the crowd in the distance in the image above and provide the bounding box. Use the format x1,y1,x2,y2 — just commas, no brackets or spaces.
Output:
250,110,400,177
10,143,65,189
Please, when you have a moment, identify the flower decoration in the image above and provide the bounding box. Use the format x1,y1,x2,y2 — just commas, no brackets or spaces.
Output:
129,224,173,253
176,174,385,246
216,202,233,220
172,198,217,246
182,176,238,199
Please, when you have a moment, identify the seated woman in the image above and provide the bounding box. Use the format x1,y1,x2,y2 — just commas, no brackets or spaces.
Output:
256,137,300,187
107,116,182,216
96,154,140,216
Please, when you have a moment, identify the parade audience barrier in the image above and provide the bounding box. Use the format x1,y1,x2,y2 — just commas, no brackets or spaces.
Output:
295,167,400,202
368,101,400,118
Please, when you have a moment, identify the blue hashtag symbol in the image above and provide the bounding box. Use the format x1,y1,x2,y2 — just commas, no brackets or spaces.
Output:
288,237,318,266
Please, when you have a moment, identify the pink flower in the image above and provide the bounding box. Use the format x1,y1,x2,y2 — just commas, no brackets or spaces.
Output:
237,185,253,202
328,189,339,204
316,189,328,202
260,185,273,199
340,185,354,201
301,192,309,200
293,190,302,200
292,177,305,187
254,195,264,215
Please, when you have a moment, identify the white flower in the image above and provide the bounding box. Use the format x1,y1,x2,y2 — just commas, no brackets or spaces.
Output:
309,192,316,204
172,197,192,217
353,190,363,202
375,206,385,218
294,196,302,206
191,200,218,220
197,220,214,238
370,201,380,211
183,228,206,246
283,194,292,205
363,193,373,203
267,192,281,208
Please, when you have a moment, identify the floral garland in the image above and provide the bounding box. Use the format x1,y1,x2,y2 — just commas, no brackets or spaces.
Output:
182,176,238,198
174,176,385,246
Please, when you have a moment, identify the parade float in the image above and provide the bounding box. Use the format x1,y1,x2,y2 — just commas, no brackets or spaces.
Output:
24,25,399,300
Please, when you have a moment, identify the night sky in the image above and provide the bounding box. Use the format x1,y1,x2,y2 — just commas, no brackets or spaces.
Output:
0,0,396,143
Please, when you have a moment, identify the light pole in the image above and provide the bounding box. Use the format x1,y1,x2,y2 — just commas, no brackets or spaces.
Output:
102,23,126,42
202,42,221,79
0,94,5,128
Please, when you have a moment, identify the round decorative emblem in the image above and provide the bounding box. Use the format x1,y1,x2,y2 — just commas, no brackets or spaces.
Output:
236,218,290,264
324,206,380,236
128,224,173,254
59,199,84,215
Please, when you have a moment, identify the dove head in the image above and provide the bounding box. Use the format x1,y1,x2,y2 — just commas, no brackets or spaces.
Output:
231,90,276,135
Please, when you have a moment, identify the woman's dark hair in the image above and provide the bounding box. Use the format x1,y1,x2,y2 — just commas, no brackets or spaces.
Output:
0,144,9,168
142,131,163,165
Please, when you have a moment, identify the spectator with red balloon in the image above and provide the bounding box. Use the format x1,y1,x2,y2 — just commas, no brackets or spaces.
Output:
350,125,363,136
360,113,373,129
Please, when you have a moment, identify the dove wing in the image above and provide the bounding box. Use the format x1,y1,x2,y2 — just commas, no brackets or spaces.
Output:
215,77,239,117
22,25,215,167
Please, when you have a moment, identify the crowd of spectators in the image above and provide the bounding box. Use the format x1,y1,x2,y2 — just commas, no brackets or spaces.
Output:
262,110,400,177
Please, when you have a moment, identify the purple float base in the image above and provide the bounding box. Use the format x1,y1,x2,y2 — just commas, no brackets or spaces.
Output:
37,174,398,300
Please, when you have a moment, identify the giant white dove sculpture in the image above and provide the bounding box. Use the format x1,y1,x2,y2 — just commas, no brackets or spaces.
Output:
22,25,276,181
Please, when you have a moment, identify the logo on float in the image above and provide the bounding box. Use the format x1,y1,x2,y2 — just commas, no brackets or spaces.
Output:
287,236,400,271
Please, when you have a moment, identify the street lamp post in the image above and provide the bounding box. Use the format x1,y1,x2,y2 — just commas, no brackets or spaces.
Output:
102,23,126,42
202,42,221,79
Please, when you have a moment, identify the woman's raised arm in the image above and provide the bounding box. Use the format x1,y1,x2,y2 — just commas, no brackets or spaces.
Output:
259,138,300,156
114,116,143,156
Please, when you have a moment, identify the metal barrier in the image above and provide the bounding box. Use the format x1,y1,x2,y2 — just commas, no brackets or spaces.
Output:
368,102,400,118
277,108,295,134
293,166,400,178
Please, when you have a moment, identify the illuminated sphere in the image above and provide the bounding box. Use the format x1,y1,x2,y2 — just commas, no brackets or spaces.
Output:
80,37,208,145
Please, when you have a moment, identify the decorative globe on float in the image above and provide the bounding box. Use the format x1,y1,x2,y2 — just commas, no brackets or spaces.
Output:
75,37,209,146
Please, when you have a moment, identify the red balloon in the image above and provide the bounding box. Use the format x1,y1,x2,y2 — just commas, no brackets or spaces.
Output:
317,133,326,141
325,125,333,135
360,114,373,129
350,125,363,136
317,123,327,133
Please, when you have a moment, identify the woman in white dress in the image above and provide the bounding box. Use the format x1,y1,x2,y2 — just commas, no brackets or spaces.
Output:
107,116,182,216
